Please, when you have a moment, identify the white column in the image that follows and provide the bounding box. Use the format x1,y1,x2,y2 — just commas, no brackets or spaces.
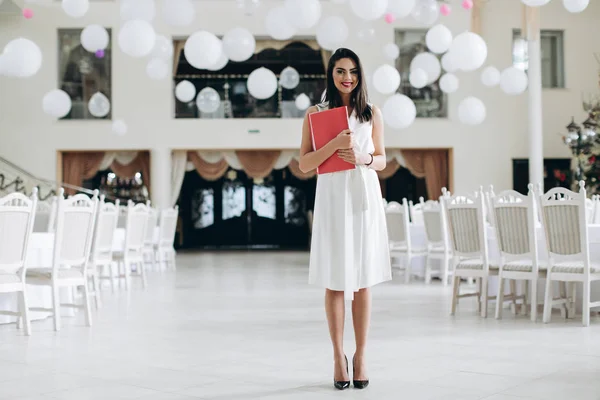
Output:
526,7,543,188
150,147,171,209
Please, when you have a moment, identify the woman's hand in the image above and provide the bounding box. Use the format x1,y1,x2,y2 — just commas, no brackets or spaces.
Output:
331,129,353,150
337,148,370,165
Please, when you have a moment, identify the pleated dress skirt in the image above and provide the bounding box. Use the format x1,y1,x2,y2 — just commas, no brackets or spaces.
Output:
308,165,392,301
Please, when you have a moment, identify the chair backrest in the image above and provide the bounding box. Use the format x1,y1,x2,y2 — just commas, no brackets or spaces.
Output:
124,201,149,252
585,197,594,223
158,206,179,247
592,195,600,224
91,196,119,260
492,185,539,267
385,199,410,247
53,188,99,270
484,185,496,225
144,203,159,246
442,188,489,261
409,199,424,225
539,181,589,266
420,197,450,250
0,189,38,280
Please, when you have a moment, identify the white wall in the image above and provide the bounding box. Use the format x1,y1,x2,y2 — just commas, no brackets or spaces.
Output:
0,0,595,204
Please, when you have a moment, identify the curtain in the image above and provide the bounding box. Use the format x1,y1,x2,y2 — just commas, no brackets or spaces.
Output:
188,151,229,181
110,152,151,196
288,159,316,180
402,150,449,200
173,40,185,77
171,151,188,207
377,158,401,180
273,150,297,170
61,152,105,195
320,49,332,72
236,150,281,179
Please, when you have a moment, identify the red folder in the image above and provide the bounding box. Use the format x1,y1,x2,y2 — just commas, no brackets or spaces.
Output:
308,106,356,175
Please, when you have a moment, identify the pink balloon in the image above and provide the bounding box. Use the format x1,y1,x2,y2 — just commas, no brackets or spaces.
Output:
23,8,33,19
440,4,451,16
462,0,473,10
384,12,395,24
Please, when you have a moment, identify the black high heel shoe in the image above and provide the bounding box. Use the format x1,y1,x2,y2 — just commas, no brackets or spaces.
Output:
352,355,369,389
334,355,350,390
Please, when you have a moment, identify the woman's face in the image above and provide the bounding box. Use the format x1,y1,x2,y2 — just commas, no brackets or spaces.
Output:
332,58,359,95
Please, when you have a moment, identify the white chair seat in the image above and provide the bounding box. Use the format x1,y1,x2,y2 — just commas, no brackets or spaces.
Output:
551,262,600,274
0,274,22,285
456,259,499,271
501,261,548,272
389,242,427,253
27,268,84,280
429,246,451,254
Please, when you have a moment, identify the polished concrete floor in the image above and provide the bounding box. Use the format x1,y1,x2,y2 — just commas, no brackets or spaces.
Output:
1,252,600,400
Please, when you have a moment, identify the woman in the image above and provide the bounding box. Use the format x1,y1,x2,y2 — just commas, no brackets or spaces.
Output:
298,48,391,390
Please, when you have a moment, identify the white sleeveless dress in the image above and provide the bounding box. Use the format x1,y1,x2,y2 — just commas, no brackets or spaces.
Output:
308,103,392,301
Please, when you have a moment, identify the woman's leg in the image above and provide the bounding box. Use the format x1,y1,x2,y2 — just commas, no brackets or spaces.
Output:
352,287,371,380
325,289,348,380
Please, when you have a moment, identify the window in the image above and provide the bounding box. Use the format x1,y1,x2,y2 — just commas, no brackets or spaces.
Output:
394,29,447,118
512,29,565,89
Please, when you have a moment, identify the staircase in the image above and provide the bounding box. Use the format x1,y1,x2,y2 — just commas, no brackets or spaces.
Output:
0,156,93,201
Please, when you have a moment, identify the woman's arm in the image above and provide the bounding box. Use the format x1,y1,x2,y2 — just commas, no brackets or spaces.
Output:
298,106,352,173
337,105,387,171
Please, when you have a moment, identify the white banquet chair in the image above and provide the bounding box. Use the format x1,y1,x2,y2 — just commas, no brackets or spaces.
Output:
409,199,424,225
386,199,426,283
156,206,179,270
492,185,543,321
0,189,38,336
142,202,159,270
420,197,453,285
443,187,498,317
540,181,600,326
113,201,149,289
90,196,120,304
26,189,98,331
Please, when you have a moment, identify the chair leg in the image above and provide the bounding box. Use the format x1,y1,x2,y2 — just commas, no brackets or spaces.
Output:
170,248,176,270
450,276,460,315
476,278,482,314
51,284,61,332
404,253,412,284
559,282,568,319
583,279,590,327
424,255,432,284
18,290,31,336
124,259,132,291
481,277,489,318
110,262,117,293
81,282,93,327
92,269,102,310
442,255,450,287
139,261,148,289
520,280,529,316
567,282,576,319
542,273,553,323
530,278,538,322
495,276,505,320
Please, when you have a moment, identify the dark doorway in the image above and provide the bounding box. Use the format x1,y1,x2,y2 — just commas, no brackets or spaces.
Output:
179,167,315,250
512,158,571,194
380,167,428,203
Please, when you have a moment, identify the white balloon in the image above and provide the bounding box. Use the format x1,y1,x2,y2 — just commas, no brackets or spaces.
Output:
206,51,229,71
295,93,311,110
280,66,300,90
112,120,128,136
88,92,110,118
441,51,459,72
373,64,401,95
175,80,196,103
449,31,487,72
62,0,89,18
146,58,168,80
265,6,296,40
521,0,551,6
222,27,256,62
121,0,155,22
357,26,376,43
481,66,500,87
247,67,278,99
409,68,428,88
184,31,222,70
316,16,349,51
458,96,486,125
284,0,322,30
500,66,529,95
426,24,452,54
42,89,72,118
410,52,441,84
439,73,458,93
383,43,400,60
563,0,588,12
350,0,388,21
412,0,439,25
388,0,416,18
118,19,156,58
383,94,416,129
81,25,109,53
162,0,195,26
2,38,42,78
196,87,221,113
151,35,173,60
